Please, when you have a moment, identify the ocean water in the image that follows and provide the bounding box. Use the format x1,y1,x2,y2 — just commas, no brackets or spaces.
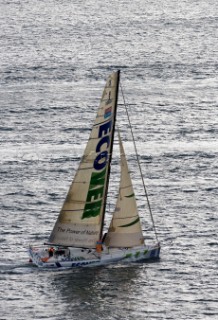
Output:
0,0,218,319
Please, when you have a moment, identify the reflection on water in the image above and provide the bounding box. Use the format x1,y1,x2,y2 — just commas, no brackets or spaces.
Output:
49,264,150,319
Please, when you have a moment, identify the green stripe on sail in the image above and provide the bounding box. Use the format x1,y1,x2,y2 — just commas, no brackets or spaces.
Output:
119,217,140,228
125,193,134,198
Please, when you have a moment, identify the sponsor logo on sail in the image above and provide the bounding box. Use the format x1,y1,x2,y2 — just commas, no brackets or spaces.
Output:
82,119,112,219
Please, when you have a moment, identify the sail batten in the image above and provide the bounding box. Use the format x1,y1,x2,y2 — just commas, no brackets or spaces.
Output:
48,71,120,248
112,214,139,219
119,184,133,190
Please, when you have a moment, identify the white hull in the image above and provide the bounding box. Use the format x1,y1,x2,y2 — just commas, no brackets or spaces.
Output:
28,244,160,269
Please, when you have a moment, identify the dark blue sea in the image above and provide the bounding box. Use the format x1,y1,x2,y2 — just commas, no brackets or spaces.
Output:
0,0,217,319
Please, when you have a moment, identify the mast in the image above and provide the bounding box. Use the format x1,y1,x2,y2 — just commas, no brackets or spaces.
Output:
99,70,120,240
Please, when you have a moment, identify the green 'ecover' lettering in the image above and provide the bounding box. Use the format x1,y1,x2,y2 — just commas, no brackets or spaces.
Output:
82,200,102,219
89,167,106,189
82,168,107,219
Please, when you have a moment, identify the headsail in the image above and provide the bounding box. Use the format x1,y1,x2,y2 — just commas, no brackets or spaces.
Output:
104,132,144,248
49,71,120,248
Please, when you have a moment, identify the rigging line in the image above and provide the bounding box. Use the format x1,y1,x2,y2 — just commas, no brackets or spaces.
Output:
120,82,159,243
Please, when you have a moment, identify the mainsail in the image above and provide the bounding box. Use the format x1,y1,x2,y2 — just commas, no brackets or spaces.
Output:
49,71,120,248
104,132,144,247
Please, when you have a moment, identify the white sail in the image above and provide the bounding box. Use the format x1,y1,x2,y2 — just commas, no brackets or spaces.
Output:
49,71,120,248
104,132,144,248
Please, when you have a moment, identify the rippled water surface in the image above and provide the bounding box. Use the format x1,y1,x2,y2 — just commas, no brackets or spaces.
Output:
1,0,218,319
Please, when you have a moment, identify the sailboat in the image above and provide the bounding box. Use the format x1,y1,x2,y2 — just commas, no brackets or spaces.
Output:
28,70,160,268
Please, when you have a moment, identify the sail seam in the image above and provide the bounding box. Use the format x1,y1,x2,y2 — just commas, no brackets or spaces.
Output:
93,118,112,127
